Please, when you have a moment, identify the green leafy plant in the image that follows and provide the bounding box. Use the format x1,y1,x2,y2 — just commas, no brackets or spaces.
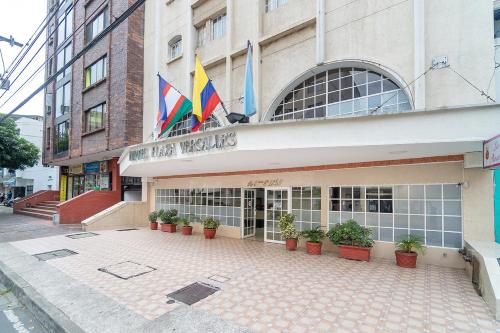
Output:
148,211,158,222
159,209,178,224
395,234,426,254
327,220,374,248
0,116,40,170
300,227,326,243
278,213,298,240
202,216,220,230
177,217,190,227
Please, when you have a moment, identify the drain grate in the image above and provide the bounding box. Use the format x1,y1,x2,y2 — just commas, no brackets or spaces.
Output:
167,282,219,305
98,261,156,280
116,228,138,231
66,232,98,239
208,274,230,283
34,249,78,261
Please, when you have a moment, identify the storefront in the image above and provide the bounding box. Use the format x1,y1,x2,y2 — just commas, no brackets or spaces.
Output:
60,160,112,201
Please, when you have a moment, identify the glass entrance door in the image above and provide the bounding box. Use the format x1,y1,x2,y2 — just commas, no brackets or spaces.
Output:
265,188,290,243
242,189,256,238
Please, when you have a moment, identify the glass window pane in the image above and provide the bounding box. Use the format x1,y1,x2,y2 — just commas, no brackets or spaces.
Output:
425,185,442,199
410,200,424,214
444,216,462,232
410,215,424,229
394,214,408,228
426,215,442,230
444,232,462,248
394,185,408,199
426,200,442,215
394,228,409,242
426,231,442,247
380,228,393,242
410,185,425,199
443,184,461,199
444,201,461,216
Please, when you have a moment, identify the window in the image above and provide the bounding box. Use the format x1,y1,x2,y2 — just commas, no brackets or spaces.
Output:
55,121,69,154
26,185,34,196
45,93,53,115
165,112,220,138
46,127,51,148
212,14,226,40
85,7,109,42
155,188,242,227
84,103,105,132
55,82,71,117
329,184,463,248
269,66,411,121
85,57,106,88
291,187,321,232
196,25,207,47
168,37,182,60
265,0,288,12
57,7,73,46
56,42,72,81
47,57,53,76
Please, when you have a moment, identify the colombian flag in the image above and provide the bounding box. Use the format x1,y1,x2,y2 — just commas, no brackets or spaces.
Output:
192,56,221,132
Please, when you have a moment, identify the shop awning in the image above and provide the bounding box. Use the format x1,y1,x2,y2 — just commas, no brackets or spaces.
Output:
119,104,500,178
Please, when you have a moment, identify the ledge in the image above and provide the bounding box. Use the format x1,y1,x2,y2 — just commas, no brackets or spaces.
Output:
81,127,105,137
259,17,316,47
82,78,107,94
166,54,183,65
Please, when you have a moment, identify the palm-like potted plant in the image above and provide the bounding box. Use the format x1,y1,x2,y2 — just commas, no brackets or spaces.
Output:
159,209,178,233
300,227,326,255
327,219,374,261
178,217,192,235
395,234,425,268
278,213,299,251
148,211,159,230
202,216,220,239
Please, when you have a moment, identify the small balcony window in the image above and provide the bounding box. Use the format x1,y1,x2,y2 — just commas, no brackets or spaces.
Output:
265,0,288,12
168,36,182,60
212,14,226,40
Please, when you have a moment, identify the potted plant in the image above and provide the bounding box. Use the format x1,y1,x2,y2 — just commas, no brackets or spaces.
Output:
300,227,326,255
327,219,374,261
160,209,178,233
148,211,159,230
278,213,299,251
395,234,425,268
178,217,192,236
202,217,220,239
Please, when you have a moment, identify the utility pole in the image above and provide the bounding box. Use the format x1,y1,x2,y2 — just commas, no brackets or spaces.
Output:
0,35,24,91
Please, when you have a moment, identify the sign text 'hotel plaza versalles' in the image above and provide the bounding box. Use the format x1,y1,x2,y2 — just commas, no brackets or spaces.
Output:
129,132,237,162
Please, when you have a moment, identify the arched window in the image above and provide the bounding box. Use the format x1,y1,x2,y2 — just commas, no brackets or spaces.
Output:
168,35,182,60
166,112,221,138
269,66,412,122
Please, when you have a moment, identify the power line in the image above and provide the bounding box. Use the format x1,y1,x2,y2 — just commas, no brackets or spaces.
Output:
0,0,146,123
448,66,496,103
0,49,5,74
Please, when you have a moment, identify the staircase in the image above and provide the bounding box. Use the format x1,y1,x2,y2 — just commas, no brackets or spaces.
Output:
16,201,60,220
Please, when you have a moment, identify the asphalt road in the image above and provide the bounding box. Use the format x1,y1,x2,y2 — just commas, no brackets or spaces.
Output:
0,206,81,332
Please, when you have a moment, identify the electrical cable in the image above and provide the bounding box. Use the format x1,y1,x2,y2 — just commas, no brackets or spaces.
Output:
0,48,5,75
448,66,496,103
0,0,146,123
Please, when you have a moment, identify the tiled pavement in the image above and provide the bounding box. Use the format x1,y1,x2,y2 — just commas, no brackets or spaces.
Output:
9,229,500,333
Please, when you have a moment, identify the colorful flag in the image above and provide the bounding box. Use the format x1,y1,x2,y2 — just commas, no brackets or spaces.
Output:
243,41,256,117
192,56,221,132
156,74,193,138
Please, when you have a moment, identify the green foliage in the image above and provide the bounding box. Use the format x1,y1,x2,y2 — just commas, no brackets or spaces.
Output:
278,213,298,240
177,217,190,227
159,209,178,224
300,227,326,243
148,211,159,222
327,220,374,248
395,234,426,254
202,216,220,230
0,117,39,170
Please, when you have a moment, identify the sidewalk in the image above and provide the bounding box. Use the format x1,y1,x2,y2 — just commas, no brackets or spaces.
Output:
0,228,499,333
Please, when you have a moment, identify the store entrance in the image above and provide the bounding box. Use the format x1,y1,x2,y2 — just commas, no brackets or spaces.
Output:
242,188,265,241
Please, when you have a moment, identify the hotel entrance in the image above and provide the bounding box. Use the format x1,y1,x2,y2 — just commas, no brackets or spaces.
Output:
242,189,265,241
264,188,290,243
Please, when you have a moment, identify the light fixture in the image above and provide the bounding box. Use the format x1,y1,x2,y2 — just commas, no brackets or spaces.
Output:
226,112,249,124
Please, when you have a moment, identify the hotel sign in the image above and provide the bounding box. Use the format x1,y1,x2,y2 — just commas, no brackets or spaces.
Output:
484,134,500,169
129,132,237,162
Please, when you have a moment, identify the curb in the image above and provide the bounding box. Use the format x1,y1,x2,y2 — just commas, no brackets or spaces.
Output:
0,260,85,333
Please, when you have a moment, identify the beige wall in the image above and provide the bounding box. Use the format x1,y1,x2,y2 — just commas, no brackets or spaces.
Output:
144,161,494,268
82,201,149,231
143,0,495,139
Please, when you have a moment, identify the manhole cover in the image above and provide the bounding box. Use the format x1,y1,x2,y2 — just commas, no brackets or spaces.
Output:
167,282,219,305
98,261,156,279
116,228,138,231
66,232,98,239
34,249,78,261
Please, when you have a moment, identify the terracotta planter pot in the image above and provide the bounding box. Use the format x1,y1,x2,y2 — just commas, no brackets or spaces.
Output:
285,239,298,251
149,221,158,230
306,241,322,255
395,250,418,268
161,223,176,233
204,228,217,239
181,226,193,235
337,245,371,261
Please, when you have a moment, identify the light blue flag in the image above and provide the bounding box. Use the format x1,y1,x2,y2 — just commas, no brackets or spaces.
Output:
243,41,256,117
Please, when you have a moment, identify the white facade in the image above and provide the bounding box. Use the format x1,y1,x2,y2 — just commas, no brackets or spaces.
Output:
2,116,59,195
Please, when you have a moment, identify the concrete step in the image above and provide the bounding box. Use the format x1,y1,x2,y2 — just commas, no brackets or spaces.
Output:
43,201,60,205
16,210,53,220
23,207,57,214
36,204,58,210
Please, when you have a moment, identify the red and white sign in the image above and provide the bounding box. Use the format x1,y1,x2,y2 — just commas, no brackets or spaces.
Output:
484,134,500,169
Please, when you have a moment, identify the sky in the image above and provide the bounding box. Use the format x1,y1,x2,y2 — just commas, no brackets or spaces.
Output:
0,0,47,116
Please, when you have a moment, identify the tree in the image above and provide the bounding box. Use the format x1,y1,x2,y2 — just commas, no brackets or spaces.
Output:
0,117,39,171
